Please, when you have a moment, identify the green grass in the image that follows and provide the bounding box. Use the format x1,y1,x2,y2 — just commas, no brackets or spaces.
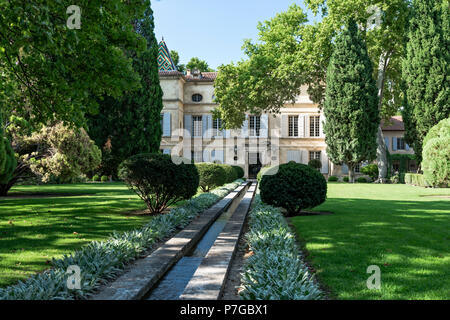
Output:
290,183,450,300
0,183,154,287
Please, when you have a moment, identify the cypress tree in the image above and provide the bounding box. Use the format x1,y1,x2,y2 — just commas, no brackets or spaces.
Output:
88,3,164,177
0,110,6,174
402,0,449,164
323,20,379,183
0,111,16,185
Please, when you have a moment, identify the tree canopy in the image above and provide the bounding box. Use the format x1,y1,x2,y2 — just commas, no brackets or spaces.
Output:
0,0,150,127
170,50,186,72
186,57,214,72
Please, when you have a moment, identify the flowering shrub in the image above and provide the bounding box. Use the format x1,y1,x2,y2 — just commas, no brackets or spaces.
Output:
0,180,243,300
240,196,322,300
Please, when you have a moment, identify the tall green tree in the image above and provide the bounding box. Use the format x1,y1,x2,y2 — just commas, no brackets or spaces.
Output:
402,0,450,164
323,20,379,183
186,57,214,72
0,111,5,174
88,4,164,177
0,0,149,127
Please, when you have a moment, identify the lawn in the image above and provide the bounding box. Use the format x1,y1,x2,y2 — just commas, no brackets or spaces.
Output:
0,183,154,287
290,183,450,300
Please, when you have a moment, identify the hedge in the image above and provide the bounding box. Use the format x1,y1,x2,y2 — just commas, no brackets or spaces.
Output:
240,196,322,300
0,180,244,300
404,173,431,187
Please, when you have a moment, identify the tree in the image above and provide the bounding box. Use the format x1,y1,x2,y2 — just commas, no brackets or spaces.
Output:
170,50,186,72
88,4,164,177
402,0,450,164
0,0,150,127
323,20,379,183
0,111,16,184
0,120,101,195
0,111,5,173
186,57,214,72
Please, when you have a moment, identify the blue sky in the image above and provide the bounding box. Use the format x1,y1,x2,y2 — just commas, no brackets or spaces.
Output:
153,0,319,70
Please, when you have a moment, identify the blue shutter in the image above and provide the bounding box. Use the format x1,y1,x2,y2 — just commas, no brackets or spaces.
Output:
392,137,398,151
342,164,349,174
405,143,410,151
184,115,192,137
202,115,208,138
163,113,171,137
260,114,269,138
384,137,389,150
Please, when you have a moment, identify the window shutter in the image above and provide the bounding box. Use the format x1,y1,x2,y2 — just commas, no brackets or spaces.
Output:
392,137,397,151
342,164,349,174
287,150,301,163
260,114,269,138
241,115,248,138
384,137,390,150
281,115,288,138
202,115,208,138
224,130,231,139
163,113,171,137
203,149,210,162
320,114,326,137
321,151,329,174
215,150,224,164
405,143,410,151
184,115,192,137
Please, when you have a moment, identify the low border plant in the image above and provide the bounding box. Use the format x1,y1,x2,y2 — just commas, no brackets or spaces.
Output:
0,180,244,300
239,196,322,300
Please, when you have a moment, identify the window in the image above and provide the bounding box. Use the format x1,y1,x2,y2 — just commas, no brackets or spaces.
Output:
355,163,360,173
397,137,406,150
309,151,321,161
213,118,223,136
288,116,299,137
191,151,203,163
310,116,320,137
249,115,261,137
192,94,203,102
192,116,203,137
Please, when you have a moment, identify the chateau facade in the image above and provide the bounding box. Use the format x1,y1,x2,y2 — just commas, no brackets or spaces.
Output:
157,40,414,178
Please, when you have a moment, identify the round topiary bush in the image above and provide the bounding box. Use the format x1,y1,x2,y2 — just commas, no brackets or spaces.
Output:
118,153,199,214
220,164,238,183
328,176,338,182
422,118,450,187
308,159,322,171
195,163,227,192
92,174,100,182
101,175,108,182
260,162,327,216
343,176,349,183
356,177,367,183
232,165,245,179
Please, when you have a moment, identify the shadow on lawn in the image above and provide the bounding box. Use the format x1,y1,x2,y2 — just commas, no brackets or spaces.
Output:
291,197,449,299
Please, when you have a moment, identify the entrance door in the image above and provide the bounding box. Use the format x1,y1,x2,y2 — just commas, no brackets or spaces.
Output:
248,153,262,179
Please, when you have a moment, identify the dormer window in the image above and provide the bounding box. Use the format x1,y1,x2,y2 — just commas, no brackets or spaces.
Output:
192,94,203,102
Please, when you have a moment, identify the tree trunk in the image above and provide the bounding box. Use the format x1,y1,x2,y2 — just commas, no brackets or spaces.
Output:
375,52,391,183
348,164,355,183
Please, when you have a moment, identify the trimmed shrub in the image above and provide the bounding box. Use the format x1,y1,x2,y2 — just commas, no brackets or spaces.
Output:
220,164,238,183
232,165,245,179
308,159,322,170
196,163,226,192
328,176,338,182
343,176,349,182
361,164,378,181
240,196,322,300
260,162,327,216
405,173,431,187
119,153,199,214
422,118,450,187
92,174,100,182
356,177,367,183
101,175,108,182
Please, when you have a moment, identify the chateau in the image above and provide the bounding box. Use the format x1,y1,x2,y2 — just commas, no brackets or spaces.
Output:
157,40,414,178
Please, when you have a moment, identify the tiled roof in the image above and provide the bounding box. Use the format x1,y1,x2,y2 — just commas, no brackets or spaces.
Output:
381,116,405,131
158,40,177,72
